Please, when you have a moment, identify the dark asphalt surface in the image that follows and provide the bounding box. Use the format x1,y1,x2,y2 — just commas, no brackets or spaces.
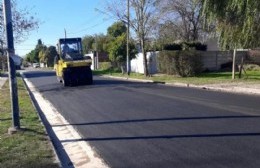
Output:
23,70,260,168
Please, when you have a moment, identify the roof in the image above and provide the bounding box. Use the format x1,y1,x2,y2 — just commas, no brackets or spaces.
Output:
59,38,82,43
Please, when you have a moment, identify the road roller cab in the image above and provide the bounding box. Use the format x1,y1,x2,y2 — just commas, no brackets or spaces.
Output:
54,38,93,86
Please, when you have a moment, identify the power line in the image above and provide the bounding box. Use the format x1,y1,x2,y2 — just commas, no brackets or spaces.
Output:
67,17,114,35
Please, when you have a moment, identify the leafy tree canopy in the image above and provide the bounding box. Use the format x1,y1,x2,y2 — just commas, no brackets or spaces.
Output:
107,33,136,63
202,0,260,49
0,0,39,44
82,35,95,54
82,34,108,54
106,21,137,64
25,39,46,63
45,46,57,67
107,21,127,38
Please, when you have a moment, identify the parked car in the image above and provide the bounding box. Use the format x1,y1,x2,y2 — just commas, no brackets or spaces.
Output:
32,63,40,68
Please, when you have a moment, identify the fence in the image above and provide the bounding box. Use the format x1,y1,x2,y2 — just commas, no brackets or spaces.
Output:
130,51,249,74
201,51,247,71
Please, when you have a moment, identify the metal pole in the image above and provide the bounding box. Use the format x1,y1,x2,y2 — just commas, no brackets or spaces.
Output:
3,0,20,131
126,0,130,75
64,28,67,39
232,47,237,80
95,35,98,70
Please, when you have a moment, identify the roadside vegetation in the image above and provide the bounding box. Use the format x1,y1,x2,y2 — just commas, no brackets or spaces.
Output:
0,79,59,168
94,67,260,85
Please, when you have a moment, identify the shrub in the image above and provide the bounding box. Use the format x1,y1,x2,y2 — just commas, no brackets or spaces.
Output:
163,44,182,50
162,42,207,51
158,51,203,77
98,62,112,70
183,42,207,51
243,64,260,71
247,50,260,65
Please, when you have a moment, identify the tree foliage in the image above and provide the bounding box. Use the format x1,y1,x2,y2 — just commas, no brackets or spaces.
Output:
106,22,136,66
82,35,95,54
45,46,57,67
34,39,45,62
38,47,47,63
0,0,39,43
157,0,204,42
202,0,260,49
107,33,136,63
25,49,37,63
82,34,108,54
103,0,160,76
25,39,45,63
107,21,127,38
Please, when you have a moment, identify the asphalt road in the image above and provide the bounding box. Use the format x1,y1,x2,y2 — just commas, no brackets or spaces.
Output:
23,70,260,168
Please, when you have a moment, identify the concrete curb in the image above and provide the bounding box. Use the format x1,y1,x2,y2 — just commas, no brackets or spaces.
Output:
102,75,260,96
103,75,154,83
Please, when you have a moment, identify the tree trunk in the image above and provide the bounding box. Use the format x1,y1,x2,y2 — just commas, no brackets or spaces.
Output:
232,47,237,80
238,56,244,79
141,38,148,76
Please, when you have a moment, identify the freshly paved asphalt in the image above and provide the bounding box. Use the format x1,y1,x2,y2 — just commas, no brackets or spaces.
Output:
23,70,260,168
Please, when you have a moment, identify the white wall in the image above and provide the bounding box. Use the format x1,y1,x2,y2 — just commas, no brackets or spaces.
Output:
84,53,95,70
130,51,159,74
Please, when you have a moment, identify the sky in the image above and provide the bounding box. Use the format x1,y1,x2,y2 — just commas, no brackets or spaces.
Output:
15,0,116,57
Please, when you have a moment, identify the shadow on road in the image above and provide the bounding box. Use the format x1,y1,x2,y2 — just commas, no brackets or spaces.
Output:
60,132,260,142
52,115,260,127
36,78,155,93
23,71,56,78
55,114,260,142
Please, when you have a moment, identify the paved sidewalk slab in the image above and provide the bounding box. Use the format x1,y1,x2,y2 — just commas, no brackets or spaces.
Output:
0,77,8,89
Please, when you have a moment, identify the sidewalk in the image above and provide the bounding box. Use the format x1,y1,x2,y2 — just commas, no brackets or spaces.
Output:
0,75,8,89
194,82,260,95
104,75,260,96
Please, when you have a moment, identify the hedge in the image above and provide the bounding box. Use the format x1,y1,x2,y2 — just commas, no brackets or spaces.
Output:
98,62,112,70
158,51,203,77
163,42,207,51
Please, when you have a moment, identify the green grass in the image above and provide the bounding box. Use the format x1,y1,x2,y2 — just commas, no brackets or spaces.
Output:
94,69,260,85
0,78,59,168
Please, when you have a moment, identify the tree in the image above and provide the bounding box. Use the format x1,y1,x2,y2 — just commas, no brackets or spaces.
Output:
94,34,109,53
202,0,260,79
103,0,160,76
82,35,95,54
25,39,46,63
0,0,39,43
35,39,45,62
25,49,36,63
82,34,109,54
158,0,203,42
38,47,47,64
45,46,57,67
107,21,127,38
106,21,136,73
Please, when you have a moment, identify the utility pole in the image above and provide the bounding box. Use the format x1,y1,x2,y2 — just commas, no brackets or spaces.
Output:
3,0,20,132
95,35,98,70
64,28,67,39
126,0,130,76
232,47,237,80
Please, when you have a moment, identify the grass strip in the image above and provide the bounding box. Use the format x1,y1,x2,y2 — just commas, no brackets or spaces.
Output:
94,69,260,85
0,78,59,168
